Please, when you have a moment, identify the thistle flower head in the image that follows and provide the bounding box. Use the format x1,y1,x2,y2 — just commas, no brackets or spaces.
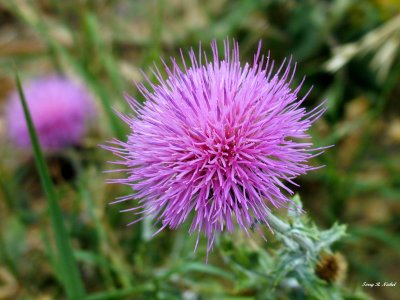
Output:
6,76,94,151
106,40,326,253
315,252,347,284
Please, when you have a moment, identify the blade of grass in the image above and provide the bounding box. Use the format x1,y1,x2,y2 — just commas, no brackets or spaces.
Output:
41,228,60,283
159,262,236,281
0,227,18,276
142,0,164,67
82,12,126,95
77,179,133,288
33,18,127,141
82,284,155,300
15,72,85,299
351,226,400,252
0,170,15,213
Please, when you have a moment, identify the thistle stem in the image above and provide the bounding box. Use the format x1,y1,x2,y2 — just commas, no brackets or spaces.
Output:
267,213,316,254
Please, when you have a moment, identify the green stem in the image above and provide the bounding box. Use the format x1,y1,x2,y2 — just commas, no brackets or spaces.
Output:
267,213,315,253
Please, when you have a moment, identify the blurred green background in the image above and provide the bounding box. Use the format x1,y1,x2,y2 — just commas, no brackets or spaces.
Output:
0,0,399,299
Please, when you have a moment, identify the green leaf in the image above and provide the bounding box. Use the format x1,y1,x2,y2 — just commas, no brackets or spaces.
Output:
15,72,85,299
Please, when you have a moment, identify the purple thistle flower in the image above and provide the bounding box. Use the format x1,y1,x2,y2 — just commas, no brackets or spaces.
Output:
106,40,326,253
6,76,94,151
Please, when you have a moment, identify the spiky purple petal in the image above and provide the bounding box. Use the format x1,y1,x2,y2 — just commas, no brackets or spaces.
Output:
106,40,327,252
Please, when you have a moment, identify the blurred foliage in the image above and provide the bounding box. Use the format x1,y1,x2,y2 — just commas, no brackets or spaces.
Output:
0,0,399,299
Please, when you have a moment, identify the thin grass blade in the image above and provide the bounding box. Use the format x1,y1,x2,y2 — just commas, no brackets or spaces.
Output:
15,72,85,299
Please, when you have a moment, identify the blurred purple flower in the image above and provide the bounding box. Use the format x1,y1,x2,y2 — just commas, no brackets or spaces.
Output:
6,76,94,151
106,40,326,253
